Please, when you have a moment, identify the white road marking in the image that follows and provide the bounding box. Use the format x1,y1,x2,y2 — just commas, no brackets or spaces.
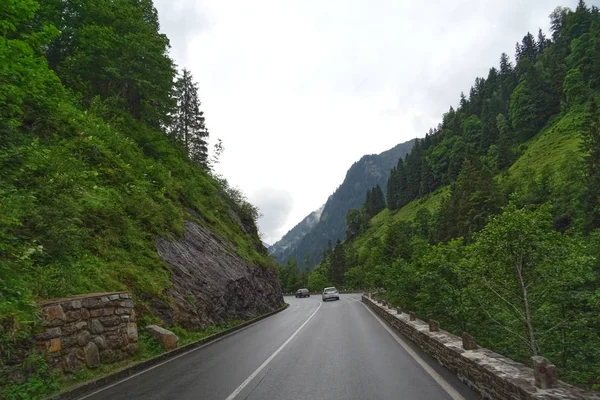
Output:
359,301,466,400
224,301,323,400
77,308,289,400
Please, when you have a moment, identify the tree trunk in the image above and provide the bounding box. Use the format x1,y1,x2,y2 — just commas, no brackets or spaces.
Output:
517,255,537,356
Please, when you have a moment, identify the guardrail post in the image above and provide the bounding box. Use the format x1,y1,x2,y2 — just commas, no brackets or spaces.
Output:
532,356,558,389
409,311,416,321
428,320,440,332
461,332,478,350
396,307,402,315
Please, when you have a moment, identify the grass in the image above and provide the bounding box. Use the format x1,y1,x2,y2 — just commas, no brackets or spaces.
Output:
503,106,585,186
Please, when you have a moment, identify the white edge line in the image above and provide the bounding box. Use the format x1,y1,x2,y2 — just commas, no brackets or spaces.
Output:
224,300,323,400
359,300,466,400
77,306,290,400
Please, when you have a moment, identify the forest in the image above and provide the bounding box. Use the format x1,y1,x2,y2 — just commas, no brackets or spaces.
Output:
278,1,600,389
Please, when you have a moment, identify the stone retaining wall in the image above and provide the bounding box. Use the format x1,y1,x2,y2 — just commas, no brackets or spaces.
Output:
362,295,598,400
36,292,138,372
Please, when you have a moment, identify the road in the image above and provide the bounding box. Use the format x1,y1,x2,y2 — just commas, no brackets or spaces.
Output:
81,294,480,400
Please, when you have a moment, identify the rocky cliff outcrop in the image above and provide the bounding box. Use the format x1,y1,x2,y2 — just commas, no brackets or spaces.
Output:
153,222,283,329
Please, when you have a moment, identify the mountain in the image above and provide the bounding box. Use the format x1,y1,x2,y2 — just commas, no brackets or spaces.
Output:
269,204,325,265
270,139,415,269
306,3,600,388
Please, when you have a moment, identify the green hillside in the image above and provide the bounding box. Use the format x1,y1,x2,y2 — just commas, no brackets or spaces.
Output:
1,0,275,397
302,3,600,389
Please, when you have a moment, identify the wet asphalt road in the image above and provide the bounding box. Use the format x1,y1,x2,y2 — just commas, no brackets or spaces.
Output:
81,294,480,400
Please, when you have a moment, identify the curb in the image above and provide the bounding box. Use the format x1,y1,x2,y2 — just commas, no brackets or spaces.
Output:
48,303,290,400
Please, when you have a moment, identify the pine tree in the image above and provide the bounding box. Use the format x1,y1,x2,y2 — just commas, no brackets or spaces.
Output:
537,29,549,53
330,240,346,286
372,185,386,215
496,113,514,170
582,98,600,231
172,68,209,167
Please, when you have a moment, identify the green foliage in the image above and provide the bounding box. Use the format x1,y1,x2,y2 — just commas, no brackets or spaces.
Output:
436,157,503,242
471,203,594,357
1,353,61,400
581,99,600,231
307,270,330,292
563,68,590,108
1,0,273,394
314,4,600,388
278,259,307,293
171,68,209,167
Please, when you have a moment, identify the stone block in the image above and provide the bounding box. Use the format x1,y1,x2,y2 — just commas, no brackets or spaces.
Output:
106,333,124,349
396,307,402,314
121,315,130,323
93,336,107,350
126,323,138,343
80,308,90,319
429,320,440,332
62,334,77,349
48,338,62,353
90,319,104,334
119,300,134,308
462,332,478,350
35,327,61,341
108,294,120,301
100,315,120,327
65,310,82,322
75,321,88,331
409,311,416,321
71,299,82,309
90,308,114,318
126,343,139,355
77,330,91,346
115,308,133,315
43,305,66,327
81,298,104,309
532,356,558,389
100,297,110,304
146,325,178,351
63,350,79,373
62,324,78,335
84,342,100,368
119,293,130,299
104,325,119,332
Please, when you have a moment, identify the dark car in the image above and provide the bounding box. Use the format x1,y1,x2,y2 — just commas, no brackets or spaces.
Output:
295,288,310,298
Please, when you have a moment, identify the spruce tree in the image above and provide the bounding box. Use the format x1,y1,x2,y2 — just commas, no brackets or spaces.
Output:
582,98,600,231
372,185,386,215
496,113,514,169
331,240,346,286
172,68,209,167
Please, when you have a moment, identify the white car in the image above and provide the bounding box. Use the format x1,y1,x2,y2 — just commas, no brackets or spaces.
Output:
322,287,340,301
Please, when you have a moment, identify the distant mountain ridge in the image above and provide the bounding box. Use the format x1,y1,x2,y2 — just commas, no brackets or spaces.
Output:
268,205,324,265
270,139,416,269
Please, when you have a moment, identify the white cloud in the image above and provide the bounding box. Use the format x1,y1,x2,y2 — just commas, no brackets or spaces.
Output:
154,0,595,242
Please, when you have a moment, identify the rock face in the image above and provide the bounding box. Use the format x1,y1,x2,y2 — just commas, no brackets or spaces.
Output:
155,222,283,329
146,325,178,350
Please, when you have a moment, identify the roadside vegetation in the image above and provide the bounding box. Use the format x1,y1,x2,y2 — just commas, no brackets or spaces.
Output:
277,2,600,388
1,0,272,397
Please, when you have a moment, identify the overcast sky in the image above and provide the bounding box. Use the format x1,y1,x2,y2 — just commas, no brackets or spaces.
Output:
153,0,593,244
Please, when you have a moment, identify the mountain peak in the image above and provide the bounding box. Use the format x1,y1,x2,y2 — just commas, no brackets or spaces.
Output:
269,139,415,269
